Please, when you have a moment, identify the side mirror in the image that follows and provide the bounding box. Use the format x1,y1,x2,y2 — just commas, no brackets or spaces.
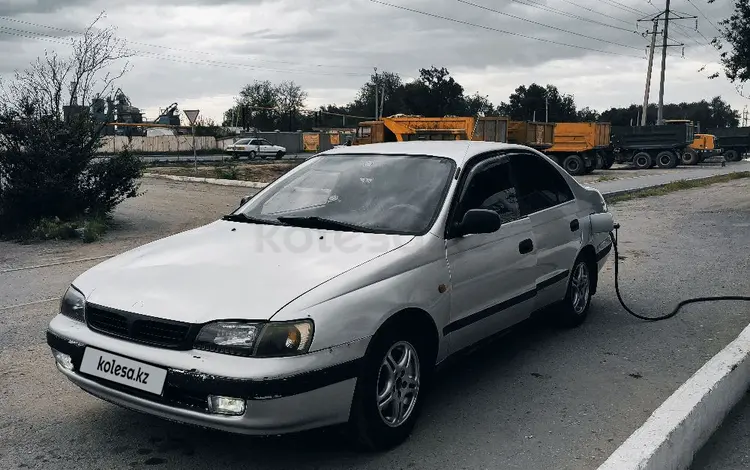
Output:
240,195,251,206
456,209,501,237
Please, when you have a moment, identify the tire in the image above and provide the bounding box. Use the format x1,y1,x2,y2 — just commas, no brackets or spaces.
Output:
275,151,285,160
724,149,739,162
681,149,699,165
656,151,678,169
349,326,430,451
562,154,585,175
556,256,594,328
248,150,257,160
633,152,652,169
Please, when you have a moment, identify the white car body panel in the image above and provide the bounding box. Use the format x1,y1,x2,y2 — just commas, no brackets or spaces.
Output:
47,140,613,436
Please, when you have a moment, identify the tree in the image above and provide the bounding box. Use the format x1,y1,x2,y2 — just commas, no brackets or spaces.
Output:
276,80,307,131
577,107,601,122
236,80,279,130
506,84,577,122
0,17,141,240
600,97,739,127
2,14,131,118
402,67,467,117
464,92,501,116
349,71,404,118
711,0,750,83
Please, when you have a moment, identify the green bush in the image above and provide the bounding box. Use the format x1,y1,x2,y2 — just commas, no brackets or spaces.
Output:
0,113,142,239
214,163,240,180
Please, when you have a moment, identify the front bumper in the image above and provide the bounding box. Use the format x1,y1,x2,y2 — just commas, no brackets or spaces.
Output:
47,315,366,435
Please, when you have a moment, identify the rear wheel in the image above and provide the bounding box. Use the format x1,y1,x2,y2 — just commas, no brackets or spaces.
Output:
656,151,678,169
248,150,257,160
681,149,700,165
633,152,652,169
724,149,739,162
275,151,285,160
562,154,585,175
349,327,430,451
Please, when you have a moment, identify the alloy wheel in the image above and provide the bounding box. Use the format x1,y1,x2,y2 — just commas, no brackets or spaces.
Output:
376,341,420,428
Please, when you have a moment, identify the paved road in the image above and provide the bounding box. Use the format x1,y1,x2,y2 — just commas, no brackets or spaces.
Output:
1,178,750,469
586,160,750,195
105,153,310,162
692,391,750,469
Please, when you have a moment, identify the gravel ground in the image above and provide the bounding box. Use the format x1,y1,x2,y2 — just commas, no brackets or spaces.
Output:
1,177,749,470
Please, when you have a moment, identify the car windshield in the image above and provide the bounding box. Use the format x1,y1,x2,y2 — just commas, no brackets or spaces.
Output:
237,154,455,234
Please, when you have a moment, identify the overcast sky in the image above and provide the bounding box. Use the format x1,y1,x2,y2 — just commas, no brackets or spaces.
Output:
0,0,745,123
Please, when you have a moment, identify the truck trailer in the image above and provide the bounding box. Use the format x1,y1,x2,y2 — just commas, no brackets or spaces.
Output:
506,121,555,150
609,123,694,169
708,127,749,162
543,122,611,175
353,116,509,145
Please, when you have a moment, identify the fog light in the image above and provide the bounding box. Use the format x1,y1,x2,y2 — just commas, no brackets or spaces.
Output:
208,395,246,416
52,349,74,371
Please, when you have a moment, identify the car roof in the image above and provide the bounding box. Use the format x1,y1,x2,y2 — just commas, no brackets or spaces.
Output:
320,141,534,165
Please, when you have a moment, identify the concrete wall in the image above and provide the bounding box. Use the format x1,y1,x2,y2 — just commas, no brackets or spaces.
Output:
100,131,355,154
99,136,217,153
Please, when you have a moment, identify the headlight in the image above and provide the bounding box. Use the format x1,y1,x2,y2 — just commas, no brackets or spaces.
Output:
60,286,85,322
194,320,314,358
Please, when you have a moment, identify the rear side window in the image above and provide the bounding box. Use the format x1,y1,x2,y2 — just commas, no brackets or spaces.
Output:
510,153,574,216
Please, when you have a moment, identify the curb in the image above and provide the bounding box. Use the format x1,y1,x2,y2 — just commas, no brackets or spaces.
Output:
600,171,746,200
598,322,750,470
144,173,268,189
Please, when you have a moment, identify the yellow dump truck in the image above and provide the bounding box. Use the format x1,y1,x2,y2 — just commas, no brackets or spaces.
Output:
682,133,720,165
543,122,612,175
353,116,509,145
507,121,555,150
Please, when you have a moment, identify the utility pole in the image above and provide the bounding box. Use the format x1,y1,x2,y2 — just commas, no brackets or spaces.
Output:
373,67,379,120
641,20,658,126
657,0,671,125
638,4,694,125
545,94,549,122
743,106,749,127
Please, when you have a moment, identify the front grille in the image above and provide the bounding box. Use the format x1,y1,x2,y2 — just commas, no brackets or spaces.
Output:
86,304,194,349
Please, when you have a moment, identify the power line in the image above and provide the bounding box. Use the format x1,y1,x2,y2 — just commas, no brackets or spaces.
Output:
0,26,371,77
511,0,639,34
684,0,723,35
456,0,643,50
368,0,644,58
558,0,634,25
0,16,372,72
601,0,648,16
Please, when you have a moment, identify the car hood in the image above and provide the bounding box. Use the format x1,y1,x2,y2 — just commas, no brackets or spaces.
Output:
74,220,413,324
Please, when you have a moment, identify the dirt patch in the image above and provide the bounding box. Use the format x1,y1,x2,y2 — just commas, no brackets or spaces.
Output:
146,162,301,183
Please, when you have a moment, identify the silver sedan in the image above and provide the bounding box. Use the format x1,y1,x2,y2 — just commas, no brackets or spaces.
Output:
47,141,613,450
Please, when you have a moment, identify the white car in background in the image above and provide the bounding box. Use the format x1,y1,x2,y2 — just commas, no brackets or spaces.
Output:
225,138,286,160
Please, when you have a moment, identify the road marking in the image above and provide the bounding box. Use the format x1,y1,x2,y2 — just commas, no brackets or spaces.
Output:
0,255,115,274
0,297,59,311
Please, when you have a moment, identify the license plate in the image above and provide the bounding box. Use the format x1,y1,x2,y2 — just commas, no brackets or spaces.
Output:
80,347,167,395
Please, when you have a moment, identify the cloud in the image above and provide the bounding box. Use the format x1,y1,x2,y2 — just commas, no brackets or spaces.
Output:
0,0,743,122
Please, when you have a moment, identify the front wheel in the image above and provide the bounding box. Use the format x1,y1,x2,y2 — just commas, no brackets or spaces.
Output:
275,151,285,160
724,149,739,162
681,149,699,165
556,258,593,328
349,331,428,451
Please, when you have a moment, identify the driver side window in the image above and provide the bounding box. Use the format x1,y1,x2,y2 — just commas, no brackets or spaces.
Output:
456,158,520,226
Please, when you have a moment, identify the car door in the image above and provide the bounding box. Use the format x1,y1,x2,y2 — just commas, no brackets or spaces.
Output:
509,153,580,308
247,139,261,155
258,139,273,156
444,154,538,353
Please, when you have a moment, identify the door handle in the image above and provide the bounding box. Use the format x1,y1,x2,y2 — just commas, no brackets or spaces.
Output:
519,238,534,254
570,219,580,232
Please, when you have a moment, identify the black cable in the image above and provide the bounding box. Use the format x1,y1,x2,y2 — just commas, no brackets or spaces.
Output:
610,224,750,322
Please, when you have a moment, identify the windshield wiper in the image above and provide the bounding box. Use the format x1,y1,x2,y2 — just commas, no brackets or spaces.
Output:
222,213,280,225
276,216,376,233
